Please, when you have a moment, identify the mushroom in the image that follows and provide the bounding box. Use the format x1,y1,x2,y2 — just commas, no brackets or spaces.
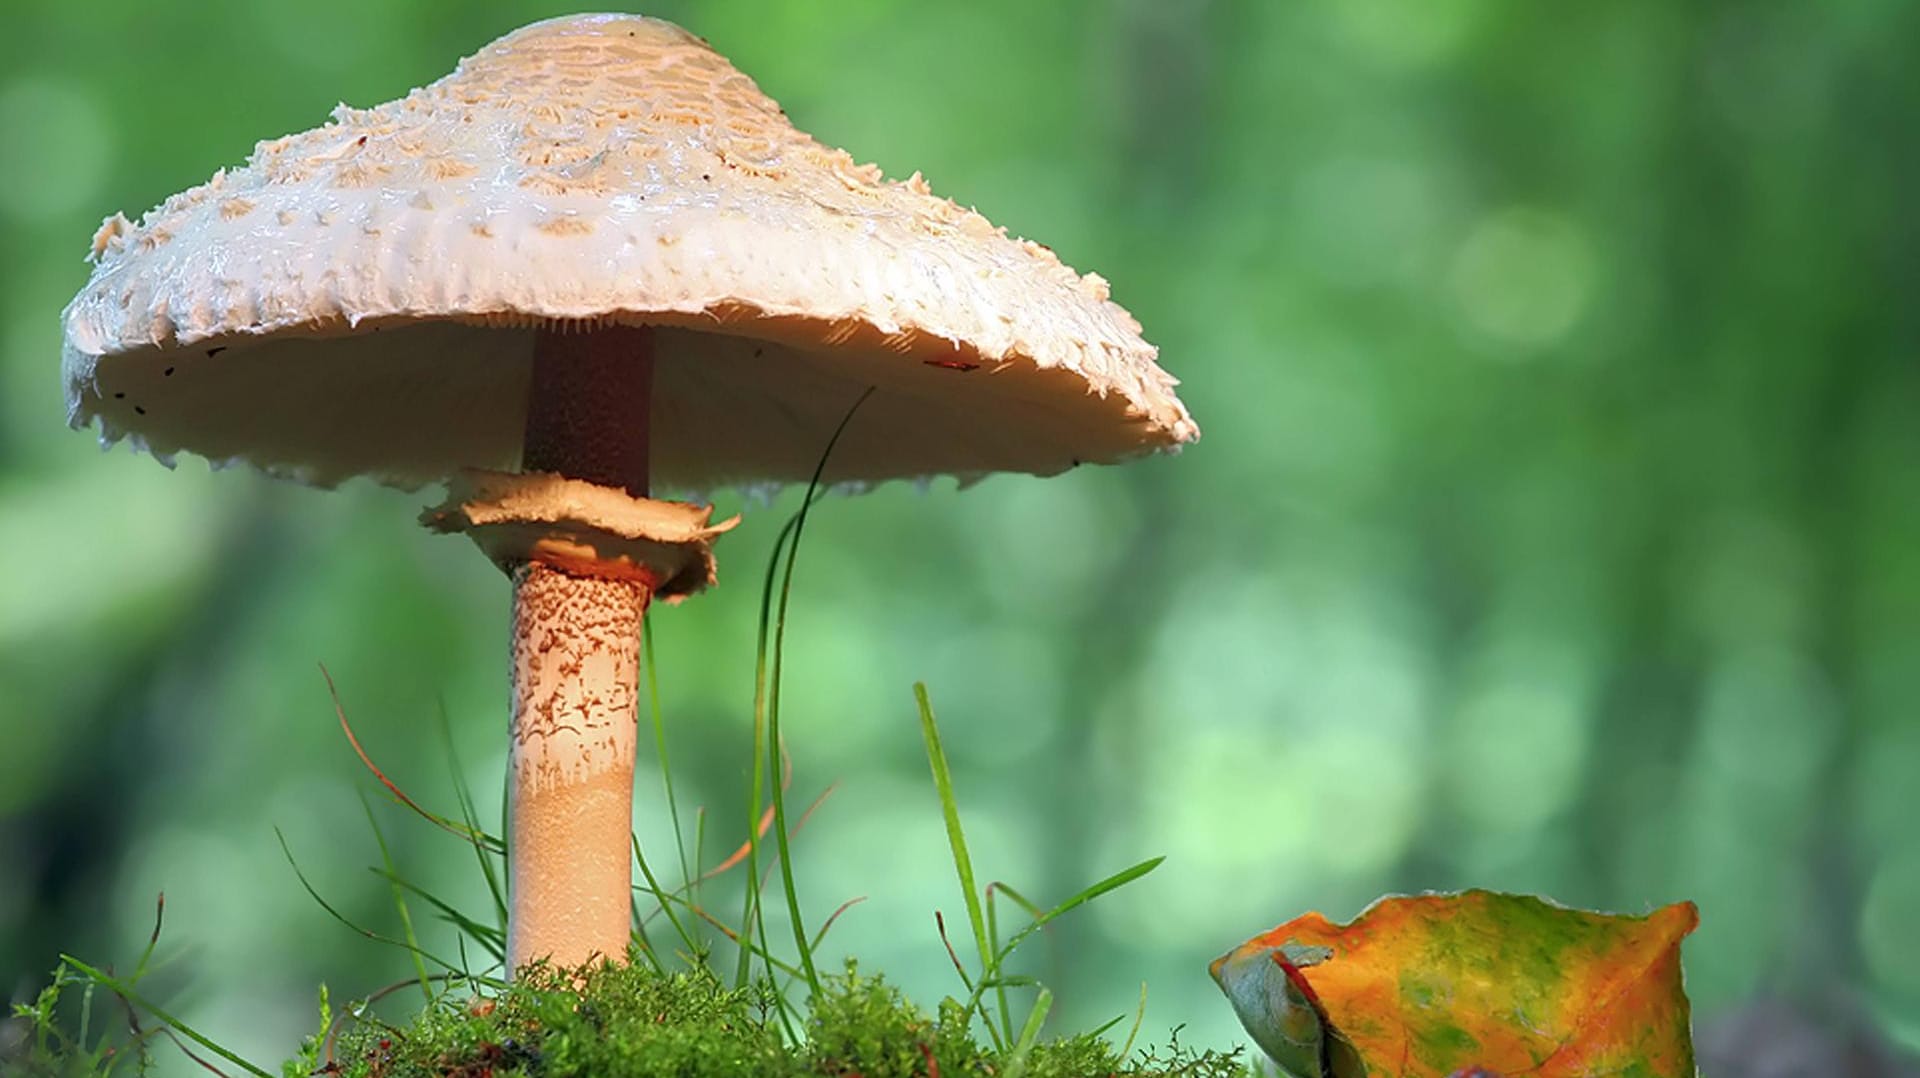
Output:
60,13,1197,976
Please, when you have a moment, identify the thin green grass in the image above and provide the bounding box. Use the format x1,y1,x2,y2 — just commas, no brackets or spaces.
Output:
915,683,1004,1047
762,387,875,1003
643,616,696,892
15,404,1248,1077
914,683,1168,1053
18,668,1245,1078
436,701,509,929
361,790,435,1003
55,958,272,1078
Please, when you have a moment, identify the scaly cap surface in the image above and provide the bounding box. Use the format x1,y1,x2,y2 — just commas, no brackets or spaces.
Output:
63,13,1196,493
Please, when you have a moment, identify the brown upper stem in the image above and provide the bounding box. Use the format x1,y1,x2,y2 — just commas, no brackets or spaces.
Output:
523,324,654,497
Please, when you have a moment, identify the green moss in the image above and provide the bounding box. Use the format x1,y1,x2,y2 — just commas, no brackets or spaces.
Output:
299,960,1250,1078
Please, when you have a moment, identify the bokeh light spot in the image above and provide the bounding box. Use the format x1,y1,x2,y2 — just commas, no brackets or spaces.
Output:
1694,647,1834,797
0,464,223,648
1443,642,1593,834
929,627,1061,768
1111,564,1430,953
1449,207,1597,350
1329,0,1490,68
1143,570,1300,733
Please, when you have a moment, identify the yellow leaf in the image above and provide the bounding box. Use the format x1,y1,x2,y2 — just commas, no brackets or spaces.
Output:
1212,890,1698,1078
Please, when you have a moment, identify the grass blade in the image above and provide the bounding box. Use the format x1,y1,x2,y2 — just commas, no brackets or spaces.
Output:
632,834,699,960
275,828,464,975
934,910,977,994
59,957,272,1078
995,856,1165,966
326,667,484,846
131,892,165,982
986,884,1012,1040
693,806,708,907
371,868,506,958
915,682,1001,1048
1002,985,1053,1078
436,702,510,932
738,388,873,1002
75,978,93,1056
767,390,873,1001
642,612,695,888
807,896,867,952
1120,981,1149,1060
988,881,1045,923
958,858,1165,1030
648,888,808,980
733,509,792,988
359,790,434,1002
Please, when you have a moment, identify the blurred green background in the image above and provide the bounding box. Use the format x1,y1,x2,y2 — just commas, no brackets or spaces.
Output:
3,0,1917,1071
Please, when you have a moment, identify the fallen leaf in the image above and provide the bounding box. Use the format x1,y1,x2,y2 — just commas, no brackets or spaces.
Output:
1211,890,1698,1078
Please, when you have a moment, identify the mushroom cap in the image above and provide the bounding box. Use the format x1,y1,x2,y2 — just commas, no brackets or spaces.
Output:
62,13,1197,494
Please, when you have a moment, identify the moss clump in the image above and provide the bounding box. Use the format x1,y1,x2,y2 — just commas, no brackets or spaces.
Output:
306,960,1252,1078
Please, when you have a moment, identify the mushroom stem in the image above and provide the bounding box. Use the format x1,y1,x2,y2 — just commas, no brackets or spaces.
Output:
508,561,648,973
507,324,655,975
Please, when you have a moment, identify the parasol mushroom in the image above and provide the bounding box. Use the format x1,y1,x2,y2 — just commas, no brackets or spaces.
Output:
60,13,1197,976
